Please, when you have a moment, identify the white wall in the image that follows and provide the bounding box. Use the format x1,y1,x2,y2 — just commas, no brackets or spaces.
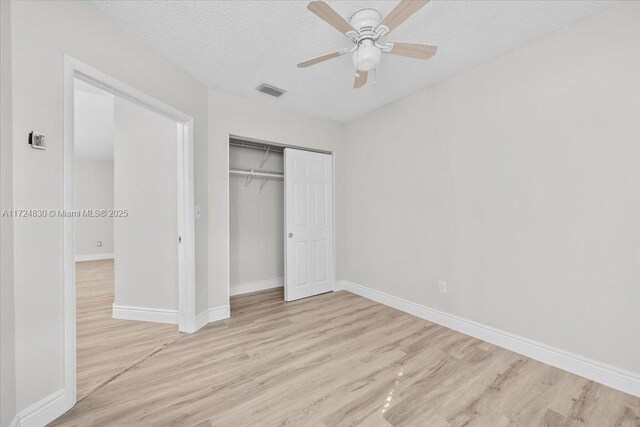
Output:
208,89,346,309
9,0,208,413
74,80,115,162
229,146,284,286
74,159,114,256
113,97,178,311
344,3,640,375
1,1,17,425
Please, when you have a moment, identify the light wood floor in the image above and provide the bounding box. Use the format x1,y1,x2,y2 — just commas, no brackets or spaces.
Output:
75,260,182,400
53,275,639,426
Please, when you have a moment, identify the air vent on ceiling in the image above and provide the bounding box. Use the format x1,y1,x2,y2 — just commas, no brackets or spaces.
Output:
256,83,286,98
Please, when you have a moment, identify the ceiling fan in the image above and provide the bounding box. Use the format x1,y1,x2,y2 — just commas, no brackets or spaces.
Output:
297,0,437,89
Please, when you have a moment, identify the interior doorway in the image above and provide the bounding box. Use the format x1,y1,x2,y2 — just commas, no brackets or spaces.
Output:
228,137,335,307
63,56,197,410
72,77,186,400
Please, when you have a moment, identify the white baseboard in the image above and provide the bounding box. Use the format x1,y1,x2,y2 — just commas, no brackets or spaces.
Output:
75,252,114,262
208,305,231,323
195,309,210,331
14,389,66,427
194,305,231,331
230,277,283,296
337,280,640,398
112,304,178,324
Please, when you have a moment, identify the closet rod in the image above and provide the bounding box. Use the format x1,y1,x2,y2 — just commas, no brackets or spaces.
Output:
229,168,283,179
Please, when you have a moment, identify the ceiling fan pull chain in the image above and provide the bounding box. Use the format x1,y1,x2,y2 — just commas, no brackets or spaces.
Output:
374,68,377,86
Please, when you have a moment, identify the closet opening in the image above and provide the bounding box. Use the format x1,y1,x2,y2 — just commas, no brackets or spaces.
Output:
228,137,335,308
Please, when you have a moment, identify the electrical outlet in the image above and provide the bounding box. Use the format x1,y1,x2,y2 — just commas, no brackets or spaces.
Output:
438,280,447,294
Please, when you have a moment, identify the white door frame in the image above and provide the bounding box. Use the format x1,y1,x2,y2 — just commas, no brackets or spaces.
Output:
63,55,197,410
225,135,336,306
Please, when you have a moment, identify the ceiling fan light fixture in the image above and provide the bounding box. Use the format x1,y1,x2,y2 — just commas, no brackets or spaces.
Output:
352,43,381,72
299,0,435,89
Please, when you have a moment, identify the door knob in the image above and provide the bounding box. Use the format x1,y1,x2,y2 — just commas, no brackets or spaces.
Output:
288,233,293,238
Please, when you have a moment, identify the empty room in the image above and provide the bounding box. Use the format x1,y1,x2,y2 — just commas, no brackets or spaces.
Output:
0,1,639,426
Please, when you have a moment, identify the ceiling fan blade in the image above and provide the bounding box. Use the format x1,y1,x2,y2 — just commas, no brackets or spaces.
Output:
387,42,437,60
297,51,342,68
307,1,356,35
353,71,368,89
379,0,429,34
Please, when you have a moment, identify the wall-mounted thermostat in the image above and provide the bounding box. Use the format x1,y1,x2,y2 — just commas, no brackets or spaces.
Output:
29,132,46,150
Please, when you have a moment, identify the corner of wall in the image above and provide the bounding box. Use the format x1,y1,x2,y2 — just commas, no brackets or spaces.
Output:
1,1,17,426
334,120,350,282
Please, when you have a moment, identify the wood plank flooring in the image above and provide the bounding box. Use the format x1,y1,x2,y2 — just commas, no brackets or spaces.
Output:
53,272,640,426
75,260,182,400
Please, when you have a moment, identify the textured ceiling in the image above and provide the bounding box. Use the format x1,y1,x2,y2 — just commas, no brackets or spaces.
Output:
90,1,617,122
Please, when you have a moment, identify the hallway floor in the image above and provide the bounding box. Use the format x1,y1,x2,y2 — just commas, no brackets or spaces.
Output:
74,259,182,400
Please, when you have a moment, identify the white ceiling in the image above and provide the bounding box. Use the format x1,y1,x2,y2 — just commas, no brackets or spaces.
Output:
74,79,114,161
90,1,617,122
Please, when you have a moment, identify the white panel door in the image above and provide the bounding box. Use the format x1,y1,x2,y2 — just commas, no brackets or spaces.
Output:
284,148,334,301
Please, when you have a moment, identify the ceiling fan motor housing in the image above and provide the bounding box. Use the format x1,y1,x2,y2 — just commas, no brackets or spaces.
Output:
350,9,383,72
349,8,382,32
